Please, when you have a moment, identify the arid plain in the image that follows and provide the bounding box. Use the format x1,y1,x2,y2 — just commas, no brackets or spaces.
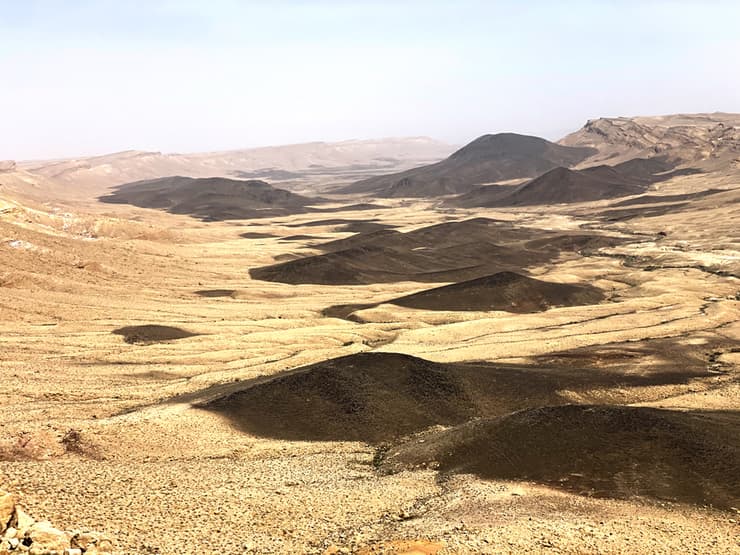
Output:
1,115,739,554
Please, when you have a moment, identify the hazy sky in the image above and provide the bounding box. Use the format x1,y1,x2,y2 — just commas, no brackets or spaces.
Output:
2,0,739,160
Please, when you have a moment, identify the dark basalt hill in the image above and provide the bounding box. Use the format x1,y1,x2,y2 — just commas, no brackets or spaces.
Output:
199,353,716,444
380,405,740,509
336,133,596,198
99,176,321,220
388,271,604,312
249,218,628,285
452,157,703,208
249,218,553,285
203,353,477,443
454,165,647,207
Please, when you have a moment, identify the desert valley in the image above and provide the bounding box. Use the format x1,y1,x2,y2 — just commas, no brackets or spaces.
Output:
1,113,739,554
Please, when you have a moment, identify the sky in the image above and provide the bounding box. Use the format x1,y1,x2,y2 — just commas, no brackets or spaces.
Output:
1,0,739,160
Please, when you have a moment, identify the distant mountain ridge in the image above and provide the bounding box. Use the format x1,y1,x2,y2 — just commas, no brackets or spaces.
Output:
18,137,454,194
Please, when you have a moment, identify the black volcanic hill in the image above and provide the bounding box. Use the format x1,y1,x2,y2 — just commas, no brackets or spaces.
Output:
453,157,702,208
454,165,648,207
202,353,480,443
388,271,604,312
337,133,597,197
249,218,629,285
99,176,320,220
250,218,560,285
381,405,740,509
200,352,719,444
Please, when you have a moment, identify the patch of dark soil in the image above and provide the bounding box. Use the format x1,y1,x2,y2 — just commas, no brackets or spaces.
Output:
339,221,397,233
278,235,321,241
194,289,235,298
284,218,396,234
312,203,388,212
112,325,198,345
285,218,362,228
240,232,278,239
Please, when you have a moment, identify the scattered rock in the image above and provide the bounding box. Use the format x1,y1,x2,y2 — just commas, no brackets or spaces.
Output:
71,530,100,550
26,520,70,551
0,489,114,554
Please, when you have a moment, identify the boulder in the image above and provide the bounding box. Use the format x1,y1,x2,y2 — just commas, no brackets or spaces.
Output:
12,507,36,534
96,537,115,553
71,531,113,554
0,491,112,554
70,531,100,551
0,491,14,534
25,520,70,552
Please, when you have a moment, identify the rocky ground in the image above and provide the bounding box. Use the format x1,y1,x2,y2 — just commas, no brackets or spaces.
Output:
1,487,113,555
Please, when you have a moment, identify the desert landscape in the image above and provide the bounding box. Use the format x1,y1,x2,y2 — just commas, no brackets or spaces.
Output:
1,111,739,554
